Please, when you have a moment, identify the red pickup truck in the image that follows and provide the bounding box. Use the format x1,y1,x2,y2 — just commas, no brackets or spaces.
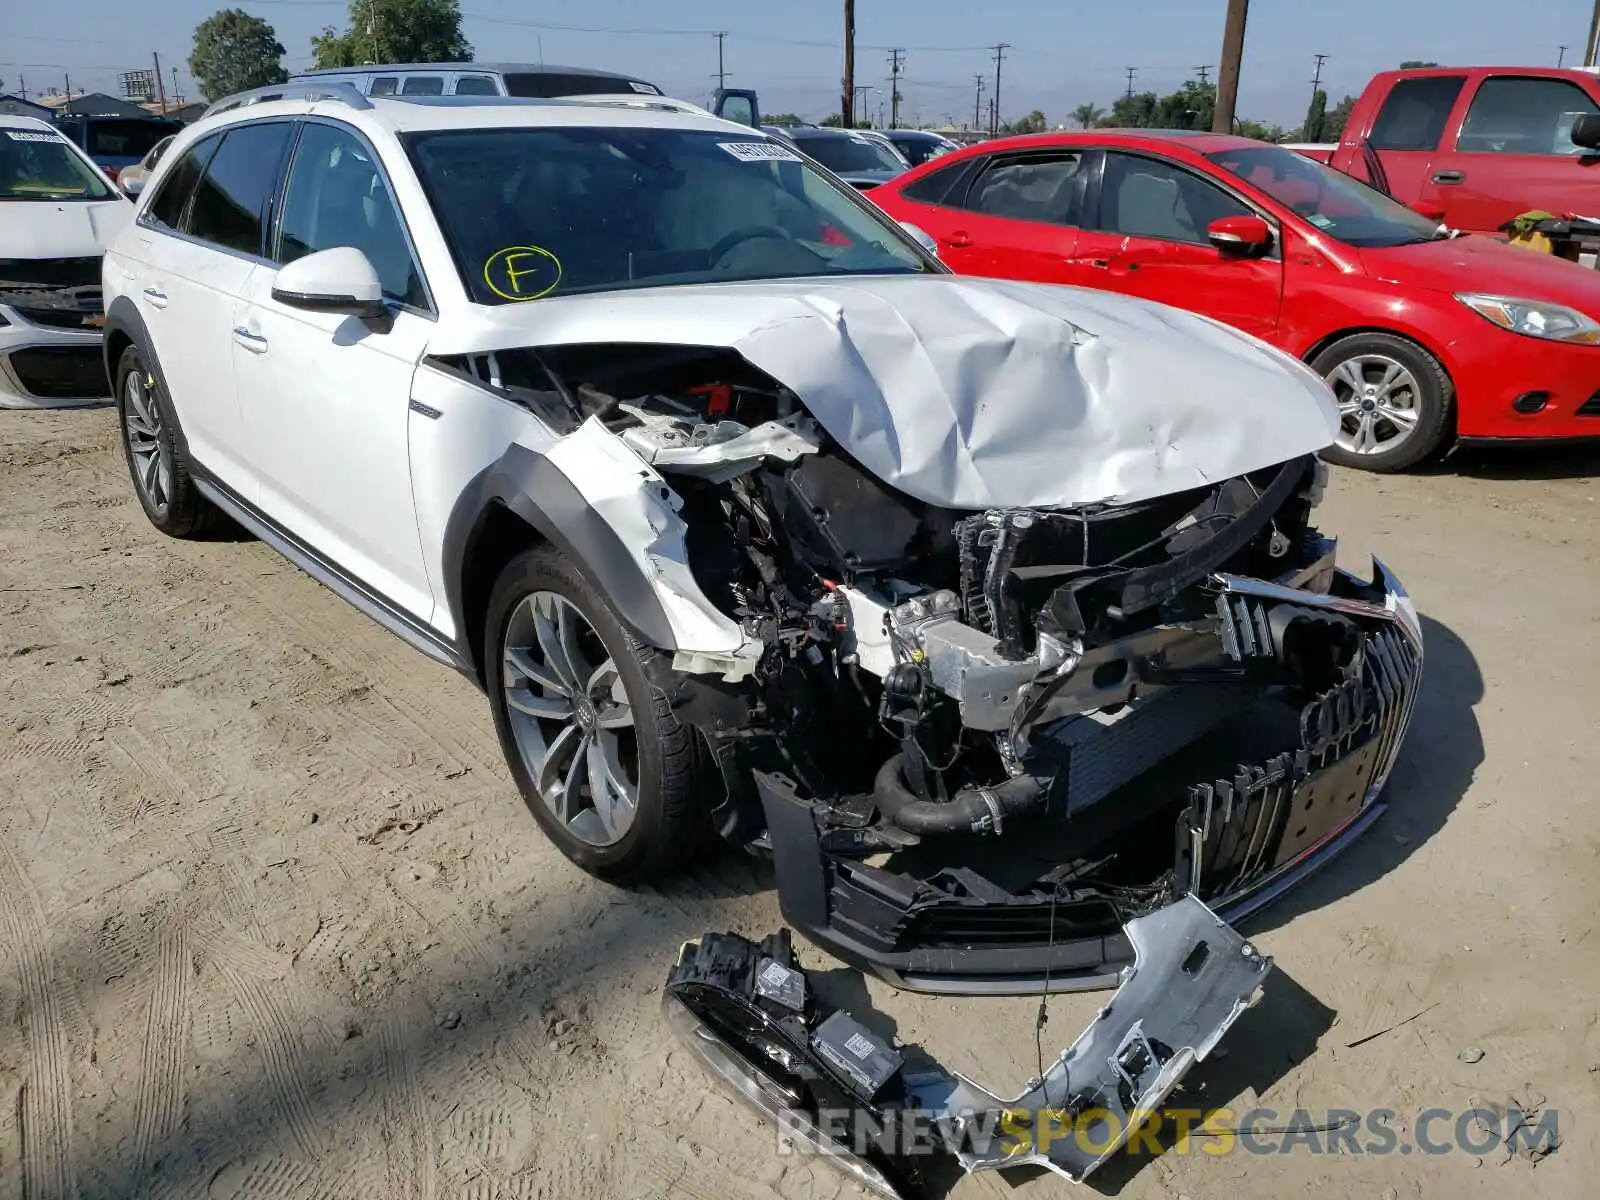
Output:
1296,66,1600,234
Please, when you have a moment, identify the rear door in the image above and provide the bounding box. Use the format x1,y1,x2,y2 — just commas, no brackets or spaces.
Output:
1359,73,1470,209
1073,150,1282,340
907,148,1088,280
1430,74,1600,233
128,121,293,493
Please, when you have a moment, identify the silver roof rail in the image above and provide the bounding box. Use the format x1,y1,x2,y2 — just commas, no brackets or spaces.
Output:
203,80,373,119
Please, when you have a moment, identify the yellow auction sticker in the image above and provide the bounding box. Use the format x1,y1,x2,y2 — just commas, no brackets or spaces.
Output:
482,245,563,302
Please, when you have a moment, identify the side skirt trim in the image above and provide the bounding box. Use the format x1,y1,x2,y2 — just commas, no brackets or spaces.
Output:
191,467,475,679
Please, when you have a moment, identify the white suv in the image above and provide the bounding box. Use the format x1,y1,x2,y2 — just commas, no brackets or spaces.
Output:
104,84,1419,994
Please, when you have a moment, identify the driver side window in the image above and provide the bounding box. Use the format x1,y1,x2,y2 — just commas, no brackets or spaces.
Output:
1096,152,1251,245
273,122,427,309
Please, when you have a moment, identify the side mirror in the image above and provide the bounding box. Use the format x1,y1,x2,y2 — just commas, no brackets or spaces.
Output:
1207,214,1273,253
898,221,940,257
1571,112,1600,151
121,175,145,198
271,246,387,322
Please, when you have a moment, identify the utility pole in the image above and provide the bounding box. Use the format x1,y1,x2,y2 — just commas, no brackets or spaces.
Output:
1558,44,1568,68
1125,66,1137,99
171,66,181,103
153,51,168,115
990,43,1009,136
714,32,727,92
64,73,72,102
888,47,904,129
973,73,985,131
1310,52,1327,98
1213,0,1249,134
1589,0,1600,68
842,0,856,128
1195,65,1212,86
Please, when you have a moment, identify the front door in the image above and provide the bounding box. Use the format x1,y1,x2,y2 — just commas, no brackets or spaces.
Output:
232,119,434,622
1431,74,1600,234
1073,150,1283,342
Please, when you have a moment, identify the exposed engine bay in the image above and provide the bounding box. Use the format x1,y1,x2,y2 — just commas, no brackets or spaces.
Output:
448,338,1424,993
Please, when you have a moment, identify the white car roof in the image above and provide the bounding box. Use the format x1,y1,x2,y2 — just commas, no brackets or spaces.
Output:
0,114,58,133
195,91,745,142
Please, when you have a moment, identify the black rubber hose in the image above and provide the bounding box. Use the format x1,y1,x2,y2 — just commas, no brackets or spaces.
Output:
875,754,1045,836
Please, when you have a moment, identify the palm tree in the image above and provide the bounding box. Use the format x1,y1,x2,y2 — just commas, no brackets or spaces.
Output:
1072,102,1105,129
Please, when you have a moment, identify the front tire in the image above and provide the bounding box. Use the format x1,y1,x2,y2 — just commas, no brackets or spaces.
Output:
1312,333,1454,472
484,545,710,883
115,344,219,537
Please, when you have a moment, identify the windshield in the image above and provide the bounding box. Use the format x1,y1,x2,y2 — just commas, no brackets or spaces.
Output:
83,119,181,160
795,133,907,175
1206,144,1442,247
0,128,114,201
404,127,934,304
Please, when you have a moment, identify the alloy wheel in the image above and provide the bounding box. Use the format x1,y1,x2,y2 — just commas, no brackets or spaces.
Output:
124,369,172,513
1324,354,1422,457
501,591,640,847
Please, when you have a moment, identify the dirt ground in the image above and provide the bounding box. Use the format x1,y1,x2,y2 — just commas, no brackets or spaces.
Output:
0,406,1595,1200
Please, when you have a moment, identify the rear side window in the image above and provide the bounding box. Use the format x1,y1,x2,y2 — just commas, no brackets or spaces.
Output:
1369,76,1467,150
144,133,221,230
502,72,657,98
186,122,293,255
369,77,399,97
454,75,498,95
400,76,445,96
1459,77,1600,154
899,159,976,205
961,151,1084,225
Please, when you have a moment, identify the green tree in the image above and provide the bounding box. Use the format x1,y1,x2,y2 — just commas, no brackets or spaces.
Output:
1234,117,1286,142
764,112,804,127
311,0,471,69
1301,88,1328,142
1153,78,1216,130
1071,102,1104,129
1399,60,1439,68
188,8,287,101
1005,109,1048,135
1323,94,1357,139
819,113,871,128
1103,90,1158,127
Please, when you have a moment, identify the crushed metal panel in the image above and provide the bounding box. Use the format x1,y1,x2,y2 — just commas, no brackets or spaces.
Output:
905,894,1271,1181
422,274,1340,510
664,896,1271,1197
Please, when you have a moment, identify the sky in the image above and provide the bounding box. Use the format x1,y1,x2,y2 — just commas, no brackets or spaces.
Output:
2,0,1596,128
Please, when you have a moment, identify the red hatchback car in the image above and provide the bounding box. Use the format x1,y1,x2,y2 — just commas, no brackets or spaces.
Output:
872,129,1600,470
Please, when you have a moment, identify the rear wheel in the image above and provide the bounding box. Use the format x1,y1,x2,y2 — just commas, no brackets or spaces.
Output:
484,545,710,882
1312,333,1454,472
115,344,220,537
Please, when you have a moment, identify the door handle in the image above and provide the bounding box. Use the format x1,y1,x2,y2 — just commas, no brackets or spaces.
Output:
232,326,268,353
941,231,972,248
1432,169,1465,184
1068,256,1110,269
141,287,168,309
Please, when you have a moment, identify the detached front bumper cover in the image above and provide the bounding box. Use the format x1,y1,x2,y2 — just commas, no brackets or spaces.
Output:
663,895,1272,1198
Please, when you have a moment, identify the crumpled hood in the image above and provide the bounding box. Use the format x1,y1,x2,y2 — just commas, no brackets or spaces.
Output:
432,274,1339,509
0,199,132,262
